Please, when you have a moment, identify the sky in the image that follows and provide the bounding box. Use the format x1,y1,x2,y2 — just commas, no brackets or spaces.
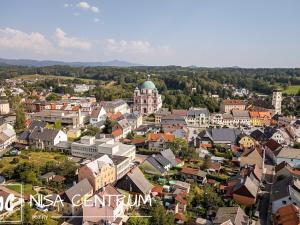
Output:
0,0,300,67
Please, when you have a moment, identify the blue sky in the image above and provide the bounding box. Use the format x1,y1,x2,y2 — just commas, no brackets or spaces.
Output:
0,0,300,67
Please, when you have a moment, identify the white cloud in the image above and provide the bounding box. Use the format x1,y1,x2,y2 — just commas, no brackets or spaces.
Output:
55,28,91,50
94,18,100,23
0,27,53,55
90,6,99,13
105,39,152,54
76,1,99,13
64,3,72,8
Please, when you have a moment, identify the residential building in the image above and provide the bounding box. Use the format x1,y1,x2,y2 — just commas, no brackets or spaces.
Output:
78,155,116,192
213,207,249,225
271,177,300,213
123,112,143,130
197,128,241,146
274,204,300,225
147,133,175,151
60,179,93,216
133,76,162,115
0,101,9,115
237,134,256,149
0,123,16,150
186,107,210,127
232,176,259,206
116,167,153,195
210,113,223,126
249,111,272,127
71,136,136,160
232,110,250,126
180,167,207,184
220,99,246,113
276,147,300,168
32,109,86,128
28,127,68,150
155,108,171,124
82,184,124,225
101,99,130,114
67,128,81,139
141,154,171,175
89,106,106,125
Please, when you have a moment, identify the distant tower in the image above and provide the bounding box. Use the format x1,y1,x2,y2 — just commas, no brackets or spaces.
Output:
272,89,282,115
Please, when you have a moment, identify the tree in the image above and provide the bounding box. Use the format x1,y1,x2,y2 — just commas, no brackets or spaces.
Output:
201,155,212,170
45,93,60,101
103,118,114,134
166,137,188,155
54,119,62,130
127,215,149,225
150,203,175,225
15,106,26,131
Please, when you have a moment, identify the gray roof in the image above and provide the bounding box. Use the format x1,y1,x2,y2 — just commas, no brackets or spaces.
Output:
214,207,249,225
187,108,210,117
152,154,171,167
29,120,46,130
146,156,167,174
271,176,293,201
209,128,241,143
29,127,60,142
127,167,153,195
161,149,177,167
62,179,93,203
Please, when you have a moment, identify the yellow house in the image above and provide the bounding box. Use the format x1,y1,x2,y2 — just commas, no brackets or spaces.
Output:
239,135,256,149
78,155,116,192
249,112,262,126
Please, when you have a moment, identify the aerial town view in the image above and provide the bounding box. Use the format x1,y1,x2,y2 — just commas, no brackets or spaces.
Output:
0,1,300,225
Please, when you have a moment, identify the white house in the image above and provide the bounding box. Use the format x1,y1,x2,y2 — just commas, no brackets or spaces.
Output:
0,123,16,150
276,147,300,168
89,107,106,125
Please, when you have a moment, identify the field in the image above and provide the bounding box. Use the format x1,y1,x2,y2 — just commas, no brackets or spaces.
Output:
0,150,67,173
283,85,300,95
12,74,96,83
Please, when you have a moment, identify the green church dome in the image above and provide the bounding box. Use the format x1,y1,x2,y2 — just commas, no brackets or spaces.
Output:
141,80,156,90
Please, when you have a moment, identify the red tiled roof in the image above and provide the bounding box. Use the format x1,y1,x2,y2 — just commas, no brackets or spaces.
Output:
112,129,123,137
175,192,187,205
265,139,281,151
181,167,199,176
175,213,185,221
148,133,175,142
275,204,300,225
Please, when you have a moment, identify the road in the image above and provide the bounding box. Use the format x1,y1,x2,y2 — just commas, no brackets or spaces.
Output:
257,164,275,225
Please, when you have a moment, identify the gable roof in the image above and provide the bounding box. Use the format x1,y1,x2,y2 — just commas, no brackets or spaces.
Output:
265,139,282,151
152,154,171,167
209,128,241,143
145,156,167,174
147,133,175,142
61,179,93,203
232,176,259,198
275,204,300,225
160,149,177,167
271,176,293,201
214,207,249,225
29,127,60,142
126,167,153,195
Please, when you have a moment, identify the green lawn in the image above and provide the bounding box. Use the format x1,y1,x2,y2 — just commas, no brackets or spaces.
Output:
0,150,67,173
283,85,300,95
6,183,36,195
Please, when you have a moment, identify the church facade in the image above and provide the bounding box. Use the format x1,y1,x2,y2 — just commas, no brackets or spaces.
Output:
133,77,162,115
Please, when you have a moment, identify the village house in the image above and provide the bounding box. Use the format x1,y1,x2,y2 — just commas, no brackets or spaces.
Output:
186,107,210,128
237,134,256,149
0,123,16,150
274,204,300,225
78,155,116,192
271,176,300,214
60,179,93,216
147,133,175,151
28,127,68,150
276,147,300,168
89,106,106,125
232,110,251,127
197,128,241,146
213,207,249,225
116,167,153,196
180,167,207,184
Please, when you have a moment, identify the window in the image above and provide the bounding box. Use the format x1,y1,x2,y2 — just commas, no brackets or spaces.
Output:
282,200,287,205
